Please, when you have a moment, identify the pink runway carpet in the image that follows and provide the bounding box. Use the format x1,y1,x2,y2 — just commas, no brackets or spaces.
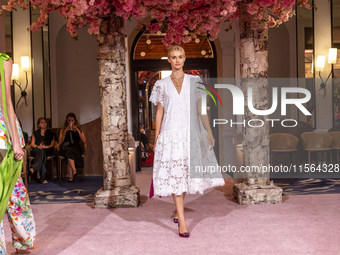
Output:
4,167,340,255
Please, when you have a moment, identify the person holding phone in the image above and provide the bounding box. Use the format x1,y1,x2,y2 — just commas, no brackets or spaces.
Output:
59,112,86,182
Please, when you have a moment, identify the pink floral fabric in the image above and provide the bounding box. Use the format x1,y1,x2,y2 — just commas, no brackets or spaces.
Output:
0,109,36,253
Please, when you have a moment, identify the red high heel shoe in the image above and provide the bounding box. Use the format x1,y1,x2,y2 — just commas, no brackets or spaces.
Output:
173,217,179,223
178,223,190,238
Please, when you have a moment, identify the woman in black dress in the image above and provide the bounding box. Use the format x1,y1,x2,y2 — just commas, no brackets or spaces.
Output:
30,117,55,184
59,113,86,182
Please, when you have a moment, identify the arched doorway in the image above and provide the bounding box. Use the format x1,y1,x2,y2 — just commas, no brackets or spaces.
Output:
130,28,219,172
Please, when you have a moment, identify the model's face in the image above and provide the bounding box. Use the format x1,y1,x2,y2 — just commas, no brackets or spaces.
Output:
167,50,186,70
39,119,47,129
67,117,75,125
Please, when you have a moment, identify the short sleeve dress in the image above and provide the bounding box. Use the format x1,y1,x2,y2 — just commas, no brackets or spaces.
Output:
149,74,225,197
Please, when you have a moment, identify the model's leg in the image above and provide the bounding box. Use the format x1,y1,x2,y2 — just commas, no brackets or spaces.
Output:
0,149,7,253
68,158,77,175
41,163,48,184
172,193,188,234
67,160,73,181
30,148,44,175
0,220,7,254
39,150,48,184
174,193,185,219
7,178,37,251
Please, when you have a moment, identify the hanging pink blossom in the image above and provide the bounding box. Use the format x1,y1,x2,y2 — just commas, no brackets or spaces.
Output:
1,0,313,46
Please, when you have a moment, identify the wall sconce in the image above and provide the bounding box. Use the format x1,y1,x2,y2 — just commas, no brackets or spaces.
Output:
11,64,19,81
11,56,30,108
316,48,337,98
10,64,19,109
21,56,30,72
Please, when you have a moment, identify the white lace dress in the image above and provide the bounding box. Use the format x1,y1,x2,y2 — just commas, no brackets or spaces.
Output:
149,74,225,197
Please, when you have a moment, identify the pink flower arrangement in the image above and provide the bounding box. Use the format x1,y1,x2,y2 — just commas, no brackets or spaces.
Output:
1,0,312,47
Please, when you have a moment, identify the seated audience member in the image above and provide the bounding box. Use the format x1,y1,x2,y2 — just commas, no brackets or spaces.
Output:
30,117,55,184
141,142,148,162
59,112,86,182
140,126,154,152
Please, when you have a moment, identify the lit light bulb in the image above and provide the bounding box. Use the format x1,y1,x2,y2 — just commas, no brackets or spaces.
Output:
316,55,325,71
21,56,30,72
195,38,200,43
140,52,146,57
146,39,151,44
11,64,19,80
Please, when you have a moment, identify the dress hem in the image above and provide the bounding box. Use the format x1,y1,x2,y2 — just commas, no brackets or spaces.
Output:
152,181,225,197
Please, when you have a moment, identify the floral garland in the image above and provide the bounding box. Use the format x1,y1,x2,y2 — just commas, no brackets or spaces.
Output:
1,0,312,48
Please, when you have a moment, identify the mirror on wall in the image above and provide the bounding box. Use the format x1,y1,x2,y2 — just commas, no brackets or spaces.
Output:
31,8,51,130
297,0,315,128
332,0,340,126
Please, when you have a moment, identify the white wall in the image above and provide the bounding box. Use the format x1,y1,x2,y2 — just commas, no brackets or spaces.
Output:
49,12,65,127
314,0,333,132
12,8,33,135
268,22,296,120
216,23,236,169
53,22,100,127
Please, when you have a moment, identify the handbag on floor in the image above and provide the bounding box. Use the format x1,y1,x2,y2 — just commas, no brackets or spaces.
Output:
149,179,154,198
0,53,23,221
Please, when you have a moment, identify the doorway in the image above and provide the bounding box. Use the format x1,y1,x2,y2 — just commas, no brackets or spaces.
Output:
130,29,219,172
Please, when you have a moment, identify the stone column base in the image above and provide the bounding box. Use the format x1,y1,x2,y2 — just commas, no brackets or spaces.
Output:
94,185,140,208
233,181,282,205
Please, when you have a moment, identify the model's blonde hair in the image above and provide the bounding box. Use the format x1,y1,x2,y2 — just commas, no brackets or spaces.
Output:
167,45,186,58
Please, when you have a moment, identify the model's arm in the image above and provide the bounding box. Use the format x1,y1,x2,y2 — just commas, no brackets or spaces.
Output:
71,125,86,143
197,98,214,150
153,102,164,151
30,133,37,149
43,136,55,149
59,129,66,144
59,126,70,144
78,129,86,143
50,137,55,148
0,58,24,160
